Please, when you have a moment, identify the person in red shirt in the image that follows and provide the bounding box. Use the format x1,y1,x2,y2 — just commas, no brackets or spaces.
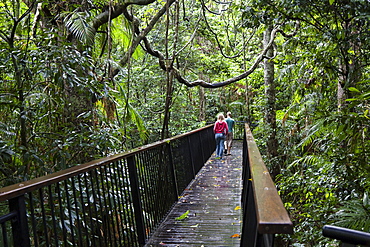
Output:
213,113,228,159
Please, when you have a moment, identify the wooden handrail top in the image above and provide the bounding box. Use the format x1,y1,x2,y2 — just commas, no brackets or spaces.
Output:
245,124,293,234
0,125,213,202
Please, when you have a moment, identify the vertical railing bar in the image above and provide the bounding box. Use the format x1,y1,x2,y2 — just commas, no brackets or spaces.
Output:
113,160,128,246
167,142,179,201
121,159,139,247
91,169,107,246
28,192,39,247
71,179,83,246
203,129,210,160
64,179,76,247
118,160,131,246
146,150,158,233
198,131,205,166
56,183,68,246
85,171,102,246
82,173,95,246
127,155,146,246
107,162,121,246
158,145,170,220
146,148,159,227
135,151,151,232
9,195,31,247
187,135,196,178
151,149,162,227
39,188,50,247
159,145,169,220
209,127,214,154
152,147,163,225
47,184,59,246
243,181,258,247
110,161,123,245
115,160,131,247
151,147,162,228
77,174,90,246
149,149,159,228
1,222,8,247
262,233,274,246
98,166,114,245
162,143,174,218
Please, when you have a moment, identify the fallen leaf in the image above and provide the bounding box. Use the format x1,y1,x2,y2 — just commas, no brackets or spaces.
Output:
231,233,240,238
190,224,199,228
175,210,190,220
234,206,241,211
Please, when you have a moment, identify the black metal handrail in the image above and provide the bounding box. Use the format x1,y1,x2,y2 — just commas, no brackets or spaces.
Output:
241,123,293,246
0,125,215,247
323,225,370,246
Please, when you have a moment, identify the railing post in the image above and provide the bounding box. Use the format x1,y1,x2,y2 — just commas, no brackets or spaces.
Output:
127,155,146,246
9,195,30,247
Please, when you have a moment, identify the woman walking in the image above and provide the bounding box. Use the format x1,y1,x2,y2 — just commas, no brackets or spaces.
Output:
213,113,228,159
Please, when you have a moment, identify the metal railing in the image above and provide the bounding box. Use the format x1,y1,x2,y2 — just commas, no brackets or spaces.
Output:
241,123,293,246
323,225,370,246
0,125,215,247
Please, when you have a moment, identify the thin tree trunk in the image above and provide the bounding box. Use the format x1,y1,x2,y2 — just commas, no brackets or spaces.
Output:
263,26,279,179
161,72,174,139
199,87,206,122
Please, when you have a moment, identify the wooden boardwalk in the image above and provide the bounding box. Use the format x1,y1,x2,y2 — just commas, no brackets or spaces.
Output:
145,141,243,247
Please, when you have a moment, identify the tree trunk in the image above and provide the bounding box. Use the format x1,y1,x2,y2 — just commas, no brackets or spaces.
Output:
161,72,174,140
199,86,206,122
263,26,279,179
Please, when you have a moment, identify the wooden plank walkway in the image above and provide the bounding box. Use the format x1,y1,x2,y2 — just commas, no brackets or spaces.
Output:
145,141,243,247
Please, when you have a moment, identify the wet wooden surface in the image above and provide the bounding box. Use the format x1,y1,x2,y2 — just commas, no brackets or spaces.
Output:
145,141,243,247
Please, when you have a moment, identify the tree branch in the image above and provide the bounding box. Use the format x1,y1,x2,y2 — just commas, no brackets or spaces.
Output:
170,26,281,88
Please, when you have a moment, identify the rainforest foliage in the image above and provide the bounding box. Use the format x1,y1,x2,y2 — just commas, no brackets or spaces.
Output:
0,0,369,245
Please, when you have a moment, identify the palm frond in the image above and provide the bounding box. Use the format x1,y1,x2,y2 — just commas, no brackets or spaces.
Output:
333,199,370,232
117,84,148,141
126,103,149,141
287,154,325,170
64,11,96,45
297,118,327,150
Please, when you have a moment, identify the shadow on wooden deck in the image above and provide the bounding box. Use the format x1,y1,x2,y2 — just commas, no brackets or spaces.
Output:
145,141,243,247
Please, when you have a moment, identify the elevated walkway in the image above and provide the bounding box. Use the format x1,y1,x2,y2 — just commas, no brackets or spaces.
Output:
0,124,296,247
145,141,243,246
